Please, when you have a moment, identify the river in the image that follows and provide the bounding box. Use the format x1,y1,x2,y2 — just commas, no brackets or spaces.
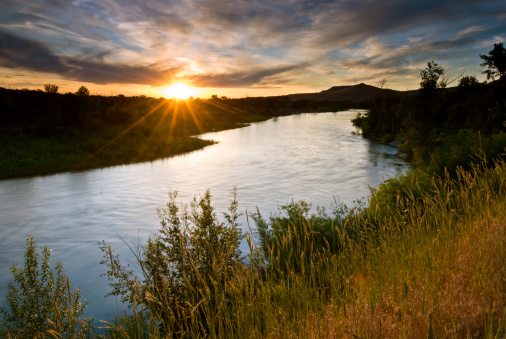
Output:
0,110,410,323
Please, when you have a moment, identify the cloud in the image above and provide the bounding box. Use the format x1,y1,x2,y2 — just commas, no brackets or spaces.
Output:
0,31,69,73
0,31,180,85
1,0,506,92
65,59,181,85
189,64,305,88
455,26,485,40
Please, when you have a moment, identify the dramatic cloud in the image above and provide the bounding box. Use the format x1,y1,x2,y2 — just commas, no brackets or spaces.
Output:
0,31,69,74
0,31,180,85
0,0,505,95
189,64,305,88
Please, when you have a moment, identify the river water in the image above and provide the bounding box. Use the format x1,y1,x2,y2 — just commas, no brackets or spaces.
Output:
0,110,410,323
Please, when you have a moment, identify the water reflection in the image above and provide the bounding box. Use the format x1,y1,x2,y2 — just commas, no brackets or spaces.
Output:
0,111,410,323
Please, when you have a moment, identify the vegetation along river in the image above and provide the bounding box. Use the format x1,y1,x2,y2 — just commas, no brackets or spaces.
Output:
0,110,411,323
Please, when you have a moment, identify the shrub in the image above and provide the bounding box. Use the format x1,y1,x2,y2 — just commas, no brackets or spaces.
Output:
249,200,362,273
99,188,243,335
0,236,93,338
367,169,435,222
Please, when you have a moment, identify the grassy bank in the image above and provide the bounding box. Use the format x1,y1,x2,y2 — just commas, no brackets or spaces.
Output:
103,160,505,338
0,131,216,179
2,159,504,338
0,93,273,179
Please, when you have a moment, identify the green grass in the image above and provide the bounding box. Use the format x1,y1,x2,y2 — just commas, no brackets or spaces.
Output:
0,96,273,180
2,159,505,338
0,130,216,179
102,159,505,338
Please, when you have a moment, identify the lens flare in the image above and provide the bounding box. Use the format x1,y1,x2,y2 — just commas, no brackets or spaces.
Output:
164,83,196,99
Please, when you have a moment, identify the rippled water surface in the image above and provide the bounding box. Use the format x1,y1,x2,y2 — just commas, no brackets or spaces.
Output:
0,111,410,322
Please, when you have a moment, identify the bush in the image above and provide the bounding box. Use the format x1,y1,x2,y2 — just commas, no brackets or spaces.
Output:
367,169,435,222
249,199,364,273
99,188,243,335
0,236,93,338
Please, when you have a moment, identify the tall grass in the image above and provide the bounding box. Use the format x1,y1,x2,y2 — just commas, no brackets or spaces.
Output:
100,158,505,338
2,159,504,337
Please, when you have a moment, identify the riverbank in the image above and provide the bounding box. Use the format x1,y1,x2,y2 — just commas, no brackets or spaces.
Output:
0,94,273,180
0,86,376,180
0,122,257,180
98,160,506,338
2,158,504,338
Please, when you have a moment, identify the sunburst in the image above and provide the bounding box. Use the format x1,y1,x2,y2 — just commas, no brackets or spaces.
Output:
163,83,196,99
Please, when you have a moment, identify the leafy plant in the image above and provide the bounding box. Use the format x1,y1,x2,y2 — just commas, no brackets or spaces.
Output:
99,188,243,335
250,200,358,273
0,236,93,338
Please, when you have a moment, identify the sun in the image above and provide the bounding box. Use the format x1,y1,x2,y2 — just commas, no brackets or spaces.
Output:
164,83,196,99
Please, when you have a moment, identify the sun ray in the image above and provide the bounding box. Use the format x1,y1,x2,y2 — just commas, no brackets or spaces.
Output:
164,83,196,100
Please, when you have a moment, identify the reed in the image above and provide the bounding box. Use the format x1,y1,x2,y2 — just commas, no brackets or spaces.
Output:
101,158,505,338
2,158,505,338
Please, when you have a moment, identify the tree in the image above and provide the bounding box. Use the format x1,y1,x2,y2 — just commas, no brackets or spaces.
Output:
420,61,448,91
458,75,480,88
480,42,506,80
378,77,388,89
75,86,90,96
43,84,59,93
0,237,93,338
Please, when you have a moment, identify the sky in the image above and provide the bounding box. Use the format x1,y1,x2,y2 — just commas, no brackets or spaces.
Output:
0,0,505,98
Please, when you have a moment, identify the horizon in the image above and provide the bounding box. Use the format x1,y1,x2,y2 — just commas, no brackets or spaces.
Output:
1,1,505,98
0,81,416,100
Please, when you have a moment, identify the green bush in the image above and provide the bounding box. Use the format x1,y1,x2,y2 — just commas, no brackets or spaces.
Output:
249,200,364,273
0,236,93,338
367,169,435,222
99,188,243,336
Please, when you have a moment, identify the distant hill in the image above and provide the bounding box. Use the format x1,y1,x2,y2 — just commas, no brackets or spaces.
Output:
287,83,400,102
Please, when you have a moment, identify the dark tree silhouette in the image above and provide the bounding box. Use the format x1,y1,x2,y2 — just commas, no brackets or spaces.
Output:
458,75,480,88
420,61,447,90
43,84,59,93
76,86,90,96
480,42,506,80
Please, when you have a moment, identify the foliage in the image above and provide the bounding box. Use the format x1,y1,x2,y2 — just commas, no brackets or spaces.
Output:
480,42,506,80
458,75,480,88
44,84,59,93
99,188,243,335
367,169,435,220
249,199,365,273
94,159,505,338
353,44,506,178
75,86,90,96
0,236,93,338
420,61,448,91
2,161,506,338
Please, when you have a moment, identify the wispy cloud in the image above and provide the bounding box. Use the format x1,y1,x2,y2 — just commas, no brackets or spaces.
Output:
1,0,505,94
189,64,305,88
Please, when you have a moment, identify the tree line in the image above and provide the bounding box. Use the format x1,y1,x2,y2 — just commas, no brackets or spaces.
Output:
0,85,366,138
353,42,506,176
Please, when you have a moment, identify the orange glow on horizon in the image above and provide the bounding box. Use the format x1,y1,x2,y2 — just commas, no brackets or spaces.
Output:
163,82,197,99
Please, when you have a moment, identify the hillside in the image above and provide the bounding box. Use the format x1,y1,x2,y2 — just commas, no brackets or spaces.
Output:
287,83,400,102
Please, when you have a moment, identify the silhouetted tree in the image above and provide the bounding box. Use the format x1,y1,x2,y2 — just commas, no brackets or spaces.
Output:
420,61,447,91
480,42,506,80
76,86,90,96
416,61,448,124
43,84,59,93
458,75,480,88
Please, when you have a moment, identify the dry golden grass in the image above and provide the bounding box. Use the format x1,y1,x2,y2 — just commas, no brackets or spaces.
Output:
310,210,506,339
